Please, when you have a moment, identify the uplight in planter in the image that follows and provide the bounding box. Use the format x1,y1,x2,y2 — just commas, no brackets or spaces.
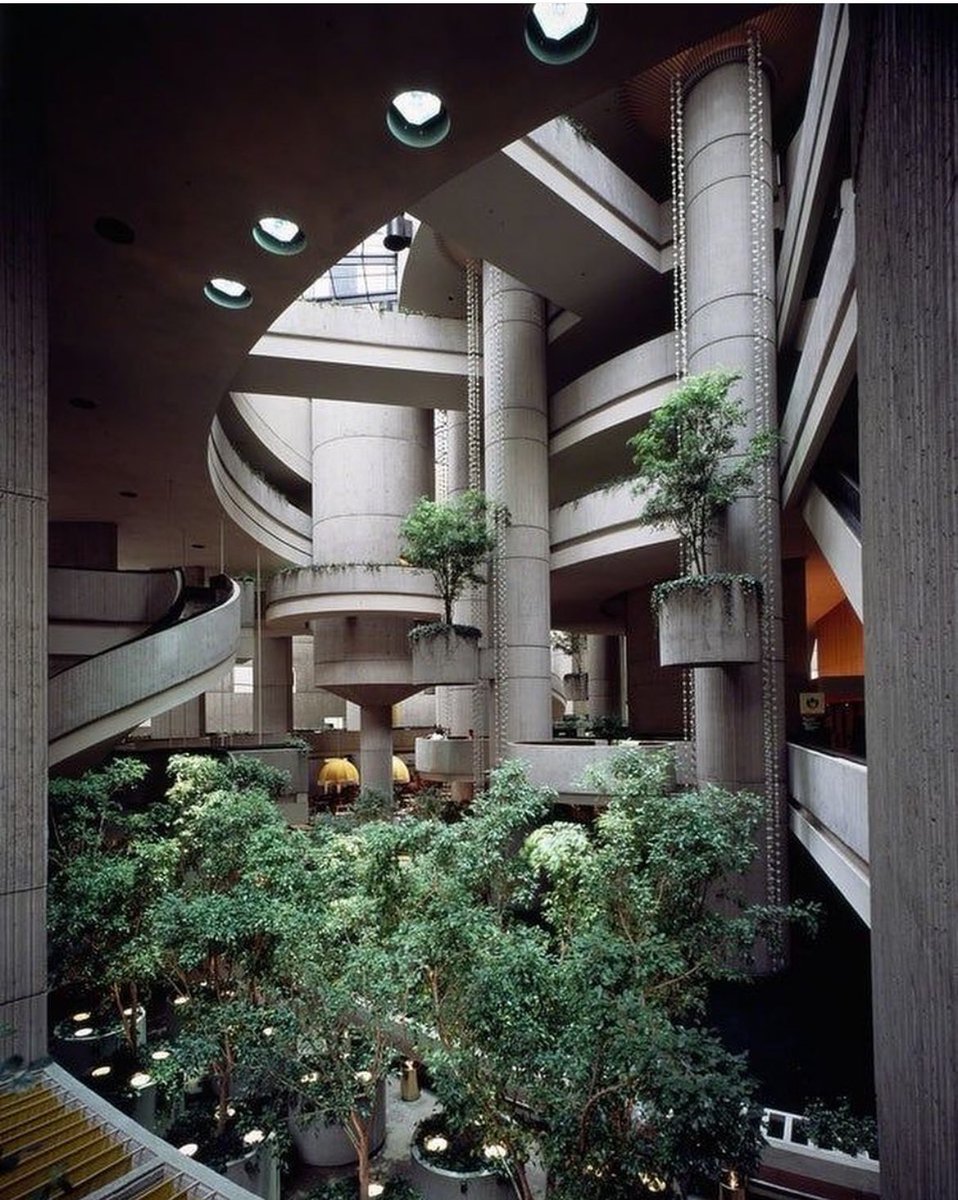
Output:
483,1143,508,1160
301,1071,320,1084
639,1175,667,1194
74,1027,94,1038
178,1143,199,1158
91,1066,111,1078
150,1049,171,1062
424,1135,449,1153
368,1186,385,1199
173,995,190,1007
243,1129,265,1147
71,1011,92,1022
355,1070,373,1084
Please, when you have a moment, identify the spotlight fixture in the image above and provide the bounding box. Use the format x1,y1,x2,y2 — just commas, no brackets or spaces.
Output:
253,216,306,256
525,3,598,64
204,277,253,309
387,90,450,148
384,215,414,251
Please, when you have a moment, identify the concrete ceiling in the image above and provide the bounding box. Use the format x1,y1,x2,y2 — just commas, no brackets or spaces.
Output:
38,4,765,571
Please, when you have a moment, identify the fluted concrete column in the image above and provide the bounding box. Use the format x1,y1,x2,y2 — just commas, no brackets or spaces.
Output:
683,58,786,926
0,9,47,1063
256,635,293,738
853,8,958,1192
482,266,552,746
584,635,622,722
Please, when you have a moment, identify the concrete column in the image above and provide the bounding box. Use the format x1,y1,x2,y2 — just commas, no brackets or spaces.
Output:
151,697,204,740
309,397,433,777
625,586,683,737
482,266,552,746
359,704,393,797
0,9,47,1063
683,58,786,928
256,635,293,738
852,8,958,1192
584,635,622,722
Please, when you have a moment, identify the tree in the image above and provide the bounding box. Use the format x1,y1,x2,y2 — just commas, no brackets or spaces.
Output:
627,370,775,576
399,490,501,627
48,757,176,1046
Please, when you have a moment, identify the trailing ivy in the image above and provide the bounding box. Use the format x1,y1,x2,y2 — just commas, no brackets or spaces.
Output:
650,571,763,622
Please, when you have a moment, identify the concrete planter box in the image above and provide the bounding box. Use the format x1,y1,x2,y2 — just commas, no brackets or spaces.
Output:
410,1144,508,1200
224,1137,280,1200
416,736,475,781
52,1021,122,1076
412,628,480,685
657,579,761,667
289,1077,386,1167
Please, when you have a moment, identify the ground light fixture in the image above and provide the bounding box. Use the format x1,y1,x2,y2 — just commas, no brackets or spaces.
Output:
252,216,306,255
387,89,450,148
525,3,598,64
204,276,253,309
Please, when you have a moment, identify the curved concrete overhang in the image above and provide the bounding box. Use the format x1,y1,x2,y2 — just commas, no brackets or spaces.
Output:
550,487,680,629
235,302,473,409
42,5,762,568
265,565,443,634
549,331,675,505
208,417,312,566
224,391,312,486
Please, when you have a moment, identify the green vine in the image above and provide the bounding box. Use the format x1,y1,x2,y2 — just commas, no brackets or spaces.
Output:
409,622,482,645
650,573,763,623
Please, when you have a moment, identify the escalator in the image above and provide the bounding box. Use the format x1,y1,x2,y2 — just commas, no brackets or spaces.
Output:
48,569,240,768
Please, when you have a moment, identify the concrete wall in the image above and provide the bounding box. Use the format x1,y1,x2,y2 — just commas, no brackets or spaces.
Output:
852,8,958,1193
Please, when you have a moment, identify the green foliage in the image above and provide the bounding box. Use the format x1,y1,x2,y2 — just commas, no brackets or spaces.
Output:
586,713,629,743
627,369,776,575
650,572,763,620
399,490,503,625
802,1097,879,1158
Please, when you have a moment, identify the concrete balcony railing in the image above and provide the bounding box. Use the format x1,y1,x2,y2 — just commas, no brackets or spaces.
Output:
788,742,870,925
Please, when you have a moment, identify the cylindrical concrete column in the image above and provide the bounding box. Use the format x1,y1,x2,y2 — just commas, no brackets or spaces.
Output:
311,398,432,565
683,56,786,949
853,8,958,1192
359,704,393,797
309,397,434,785
0,9,47,1063
482,266,552,746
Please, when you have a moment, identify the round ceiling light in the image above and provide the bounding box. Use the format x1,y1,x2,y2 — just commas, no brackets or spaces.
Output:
253,216,307,256
387,89,450,148
204,277,253,309
525,3,598,64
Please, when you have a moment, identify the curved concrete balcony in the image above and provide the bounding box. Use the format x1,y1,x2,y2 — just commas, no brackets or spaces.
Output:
265,564,443,634
49,577,241,766
227,391,311,484
415,735,476,781
549,332,675,505
208,416,312,565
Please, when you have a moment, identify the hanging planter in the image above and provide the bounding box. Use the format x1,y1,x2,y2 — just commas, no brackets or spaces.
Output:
410,623,481,686
654,575,761,667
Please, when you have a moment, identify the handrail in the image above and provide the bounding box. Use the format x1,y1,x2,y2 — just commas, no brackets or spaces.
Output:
49,576,240,765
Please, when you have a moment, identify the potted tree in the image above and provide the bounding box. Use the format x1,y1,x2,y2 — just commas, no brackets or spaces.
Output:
627,369,775,667
399,490,504,685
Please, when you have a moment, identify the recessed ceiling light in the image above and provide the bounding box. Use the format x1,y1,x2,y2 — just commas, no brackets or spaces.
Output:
253,216,307,256
69,397,97,410
204,277,253,309
526,3,597,64
119,490,138,498
387,90,450,148
94,216,135,244
191,543,205,549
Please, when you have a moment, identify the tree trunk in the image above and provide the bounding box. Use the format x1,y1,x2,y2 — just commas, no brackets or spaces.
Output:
349,1110,371,1200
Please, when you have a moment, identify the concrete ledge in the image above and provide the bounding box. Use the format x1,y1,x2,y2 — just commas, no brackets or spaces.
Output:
266,565,443,632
